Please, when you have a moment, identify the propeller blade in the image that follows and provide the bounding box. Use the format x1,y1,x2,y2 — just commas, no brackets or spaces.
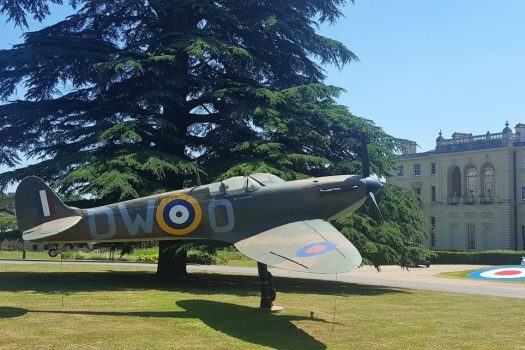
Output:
368,191,385,222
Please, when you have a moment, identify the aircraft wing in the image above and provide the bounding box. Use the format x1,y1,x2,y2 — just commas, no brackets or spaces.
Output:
234,219,362,274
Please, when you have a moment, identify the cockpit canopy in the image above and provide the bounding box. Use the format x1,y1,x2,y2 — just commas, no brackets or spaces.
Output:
250,173,286,186
208,173,285,197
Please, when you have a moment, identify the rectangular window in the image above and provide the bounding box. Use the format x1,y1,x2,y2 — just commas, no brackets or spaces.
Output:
431,162,436,175
415,187,421,196
430,217,436,248
522,185,525,200
414,163,421,176
397,165,404,176
431,186,436,202
467,223,476,250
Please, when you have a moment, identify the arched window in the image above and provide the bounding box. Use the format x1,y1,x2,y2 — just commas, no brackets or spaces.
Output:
466,167,478,196
448,166,461,201
482,165,495,197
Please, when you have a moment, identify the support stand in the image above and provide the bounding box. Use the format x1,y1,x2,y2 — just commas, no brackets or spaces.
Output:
257,262,282,311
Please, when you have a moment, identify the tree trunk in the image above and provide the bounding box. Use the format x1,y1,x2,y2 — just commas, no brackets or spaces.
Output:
156,240,188,280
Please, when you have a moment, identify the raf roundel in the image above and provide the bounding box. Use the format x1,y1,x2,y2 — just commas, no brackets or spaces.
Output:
468,266,525,281
156,194,202,236
296,242,337,257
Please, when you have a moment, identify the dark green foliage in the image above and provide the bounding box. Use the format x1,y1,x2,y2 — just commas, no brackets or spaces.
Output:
335,184,431,268
0,215,17,232
432,250,525,265
0,0,80,28
187,250,215,265
0,198,19,239
0,193,15,214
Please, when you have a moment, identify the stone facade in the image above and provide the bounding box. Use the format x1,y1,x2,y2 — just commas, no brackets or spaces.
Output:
390,122,525,251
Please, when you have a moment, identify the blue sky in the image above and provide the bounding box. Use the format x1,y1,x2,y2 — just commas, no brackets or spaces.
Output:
321,0,525,152
1,0,525,180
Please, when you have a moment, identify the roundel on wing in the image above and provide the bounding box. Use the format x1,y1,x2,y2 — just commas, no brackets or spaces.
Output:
156,194,202,236
296,242,337,257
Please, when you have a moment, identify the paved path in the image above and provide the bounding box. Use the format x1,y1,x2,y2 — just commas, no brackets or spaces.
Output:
2,260,524,299
188,264,525,299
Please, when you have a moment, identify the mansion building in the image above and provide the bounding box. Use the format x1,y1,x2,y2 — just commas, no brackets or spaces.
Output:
389,122,525,251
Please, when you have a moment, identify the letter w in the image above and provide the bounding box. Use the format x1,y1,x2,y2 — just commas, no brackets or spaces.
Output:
118,200,155,236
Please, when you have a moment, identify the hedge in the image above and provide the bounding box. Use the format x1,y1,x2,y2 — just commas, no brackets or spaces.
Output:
60,248,215,264
432,250,525,265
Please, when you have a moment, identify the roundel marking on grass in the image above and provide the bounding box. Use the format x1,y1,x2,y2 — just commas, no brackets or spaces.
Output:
468,266,525,281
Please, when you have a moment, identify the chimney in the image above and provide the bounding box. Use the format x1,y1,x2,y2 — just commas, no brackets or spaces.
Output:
402,141,417,155
452,132,472,139
516,123,525,142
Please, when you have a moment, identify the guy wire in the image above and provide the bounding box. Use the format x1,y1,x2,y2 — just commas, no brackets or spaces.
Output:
3,246,6,272
330,273,339,341
60,250,64,308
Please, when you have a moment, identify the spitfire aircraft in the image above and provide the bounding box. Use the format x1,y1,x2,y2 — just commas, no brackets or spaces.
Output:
15,172,381,308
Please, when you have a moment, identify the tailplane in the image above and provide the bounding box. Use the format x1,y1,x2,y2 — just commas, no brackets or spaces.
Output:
15,177,82,241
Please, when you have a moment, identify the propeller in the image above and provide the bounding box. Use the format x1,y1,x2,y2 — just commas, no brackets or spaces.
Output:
368,191,384,222
360,134,384,221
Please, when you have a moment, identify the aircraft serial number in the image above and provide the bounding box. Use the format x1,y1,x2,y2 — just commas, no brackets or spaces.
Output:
86,199,235,239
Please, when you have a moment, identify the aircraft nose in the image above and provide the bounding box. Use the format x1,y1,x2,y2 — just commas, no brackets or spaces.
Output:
365,176,382,194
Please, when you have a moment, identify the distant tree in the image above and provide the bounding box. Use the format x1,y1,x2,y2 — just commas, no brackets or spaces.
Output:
0,193,15,213
0,214,17,233
0,0,424,274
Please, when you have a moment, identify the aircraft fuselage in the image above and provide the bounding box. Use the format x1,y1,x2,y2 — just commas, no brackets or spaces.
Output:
39,175,370,244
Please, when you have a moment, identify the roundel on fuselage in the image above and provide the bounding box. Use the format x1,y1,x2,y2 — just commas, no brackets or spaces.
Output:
156,194,202,236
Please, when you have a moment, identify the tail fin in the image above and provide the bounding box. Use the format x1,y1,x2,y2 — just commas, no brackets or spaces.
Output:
15,176,82,241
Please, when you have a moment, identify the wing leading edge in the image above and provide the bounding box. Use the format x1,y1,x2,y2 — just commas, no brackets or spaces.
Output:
234,219,362,274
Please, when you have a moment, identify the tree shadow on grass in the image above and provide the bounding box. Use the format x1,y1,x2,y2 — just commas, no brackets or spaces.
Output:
0,300,330,350
0,270,409,297
0,306,27,318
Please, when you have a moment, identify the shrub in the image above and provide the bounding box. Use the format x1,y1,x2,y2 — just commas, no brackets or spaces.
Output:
60,251,113,260
58,246,240,265
432,250,525,265
187,250,215,265
214,248,248,265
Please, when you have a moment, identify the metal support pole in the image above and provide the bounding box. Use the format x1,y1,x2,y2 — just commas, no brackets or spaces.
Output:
257,262,273,310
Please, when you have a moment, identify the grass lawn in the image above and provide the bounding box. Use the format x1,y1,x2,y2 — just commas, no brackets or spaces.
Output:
1,263,525,350
222,259,257,267
440,269,481,279
0,250,58,260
